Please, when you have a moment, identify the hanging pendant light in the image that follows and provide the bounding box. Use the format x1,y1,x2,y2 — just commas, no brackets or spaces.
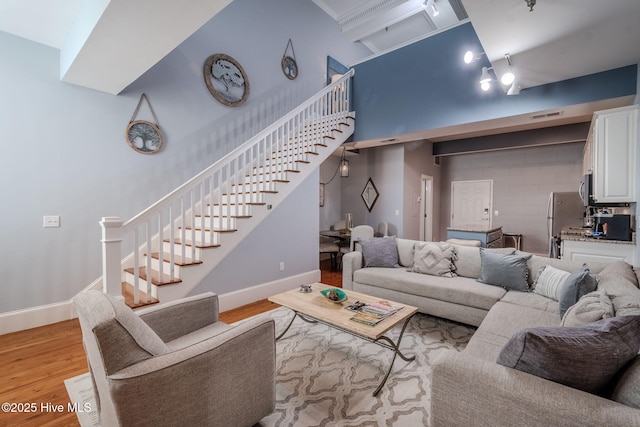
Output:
340,147,349,177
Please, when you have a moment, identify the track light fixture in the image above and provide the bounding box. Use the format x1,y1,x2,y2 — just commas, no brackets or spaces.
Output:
500,53,515,85
463,50,485,64
479,66,494,91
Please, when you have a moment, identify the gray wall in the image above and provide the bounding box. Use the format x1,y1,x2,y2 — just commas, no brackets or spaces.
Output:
0,0,371,314
340,145,405,236
332,141,440,240
439,142,585,254
403,140,441,241
319,155,343,230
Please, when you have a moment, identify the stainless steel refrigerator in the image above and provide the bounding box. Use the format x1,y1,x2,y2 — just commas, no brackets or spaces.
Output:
547,192,585,258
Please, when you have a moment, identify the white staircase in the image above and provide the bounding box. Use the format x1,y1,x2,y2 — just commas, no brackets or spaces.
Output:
99,70,355,308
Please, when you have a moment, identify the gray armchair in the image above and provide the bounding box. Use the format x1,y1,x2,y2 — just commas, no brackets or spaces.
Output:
73,290,275,427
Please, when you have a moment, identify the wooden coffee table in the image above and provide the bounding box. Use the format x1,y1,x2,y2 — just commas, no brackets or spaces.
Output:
268,282,418,396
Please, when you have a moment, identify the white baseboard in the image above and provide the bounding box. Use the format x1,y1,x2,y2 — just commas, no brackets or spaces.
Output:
0,301,75,336
218,270,321,312
0,277,103,336
0,270,321,335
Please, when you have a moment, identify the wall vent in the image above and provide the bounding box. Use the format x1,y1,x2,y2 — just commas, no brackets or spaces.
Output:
531,111,563,119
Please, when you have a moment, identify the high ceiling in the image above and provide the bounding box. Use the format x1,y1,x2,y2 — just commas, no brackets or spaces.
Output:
312,0,640,147
1,0,639,144
313,0,640,92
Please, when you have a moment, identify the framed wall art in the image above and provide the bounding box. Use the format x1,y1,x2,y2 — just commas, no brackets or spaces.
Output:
204,53,250,107
361,178,379,212
281,39,298,80
126,93,163,154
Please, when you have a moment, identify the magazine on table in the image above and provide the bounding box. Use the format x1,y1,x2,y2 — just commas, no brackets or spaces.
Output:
346,300,403,326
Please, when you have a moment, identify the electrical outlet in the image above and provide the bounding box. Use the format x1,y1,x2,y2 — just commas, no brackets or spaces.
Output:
494,210,499,216
43,215,60,228
279,262,285,271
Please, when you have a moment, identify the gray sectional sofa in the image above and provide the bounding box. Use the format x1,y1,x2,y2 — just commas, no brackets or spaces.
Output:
342,237,640,426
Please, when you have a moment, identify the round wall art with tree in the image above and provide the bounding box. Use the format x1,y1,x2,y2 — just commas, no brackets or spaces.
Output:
204,53,250,107
126,93,163,154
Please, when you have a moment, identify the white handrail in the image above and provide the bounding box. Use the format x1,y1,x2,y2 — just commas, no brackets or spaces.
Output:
101,69,354,304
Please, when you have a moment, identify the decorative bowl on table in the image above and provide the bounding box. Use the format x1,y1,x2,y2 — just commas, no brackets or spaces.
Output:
321,288,348,303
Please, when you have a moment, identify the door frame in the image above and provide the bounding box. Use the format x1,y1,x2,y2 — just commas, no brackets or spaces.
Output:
419,174,433,242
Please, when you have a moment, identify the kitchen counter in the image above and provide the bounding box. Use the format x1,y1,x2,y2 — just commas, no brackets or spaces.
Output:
447,225,503,233
560,227,636,264
561,227,635,245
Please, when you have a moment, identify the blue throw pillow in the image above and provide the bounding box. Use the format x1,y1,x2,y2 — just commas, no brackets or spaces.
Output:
477,248,532,291
558,263,597,317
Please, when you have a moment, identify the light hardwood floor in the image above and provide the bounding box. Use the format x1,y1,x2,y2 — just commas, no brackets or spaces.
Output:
0,263,341,426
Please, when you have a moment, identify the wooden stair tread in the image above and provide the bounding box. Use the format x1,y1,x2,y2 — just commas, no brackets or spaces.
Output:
124,266,182,286
165,238,221,249
181,226,237,233
223,190,277,195
149,252,203,266
212,202,267,206
122,283,159,309
196,214,252,219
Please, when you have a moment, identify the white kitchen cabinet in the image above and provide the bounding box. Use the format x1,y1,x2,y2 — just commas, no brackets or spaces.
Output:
561,239,636,264
591,105,638,203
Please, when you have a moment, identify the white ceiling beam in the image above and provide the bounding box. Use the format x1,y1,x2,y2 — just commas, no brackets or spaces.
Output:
60,0,232,95
341,1,427,43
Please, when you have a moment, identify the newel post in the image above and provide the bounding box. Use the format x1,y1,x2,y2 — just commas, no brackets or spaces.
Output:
101,217,123,298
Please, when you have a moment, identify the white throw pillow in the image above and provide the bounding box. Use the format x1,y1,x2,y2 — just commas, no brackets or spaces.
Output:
533,265,571,301
411,242,457,278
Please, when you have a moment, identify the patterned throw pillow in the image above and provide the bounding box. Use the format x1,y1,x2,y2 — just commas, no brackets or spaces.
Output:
411,242,457,277
533,265,571,301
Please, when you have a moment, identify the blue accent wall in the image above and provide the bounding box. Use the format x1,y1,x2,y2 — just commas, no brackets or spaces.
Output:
352,22,637,142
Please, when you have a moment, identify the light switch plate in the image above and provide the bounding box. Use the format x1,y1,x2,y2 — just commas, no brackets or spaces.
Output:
43,215,60,228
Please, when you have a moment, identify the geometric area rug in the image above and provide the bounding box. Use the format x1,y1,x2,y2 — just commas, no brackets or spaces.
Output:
66,307,475,427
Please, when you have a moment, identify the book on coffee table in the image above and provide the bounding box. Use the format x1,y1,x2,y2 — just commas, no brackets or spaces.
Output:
346,300,403,326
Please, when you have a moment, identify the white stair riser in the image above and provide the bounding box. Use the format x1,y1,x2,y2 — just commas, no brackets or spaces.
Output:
149,257,187,275
210,205,252,217
162,241,205,258
194,216,237,229
245,172,289,182
253,165,299,174
232,182,277,192
220,193,264,204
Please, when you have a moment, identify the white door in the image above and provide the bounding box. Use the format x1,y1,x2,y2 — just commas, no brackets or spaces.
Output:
451,180,492,228
419,175,433,241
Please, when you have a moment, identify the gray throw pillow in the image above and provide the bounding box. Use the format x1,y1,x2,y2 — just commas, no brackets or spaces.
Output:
411,242,457,277
497,315,640,394
477,248,532,291
558,263,597,317
359,236,400,268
